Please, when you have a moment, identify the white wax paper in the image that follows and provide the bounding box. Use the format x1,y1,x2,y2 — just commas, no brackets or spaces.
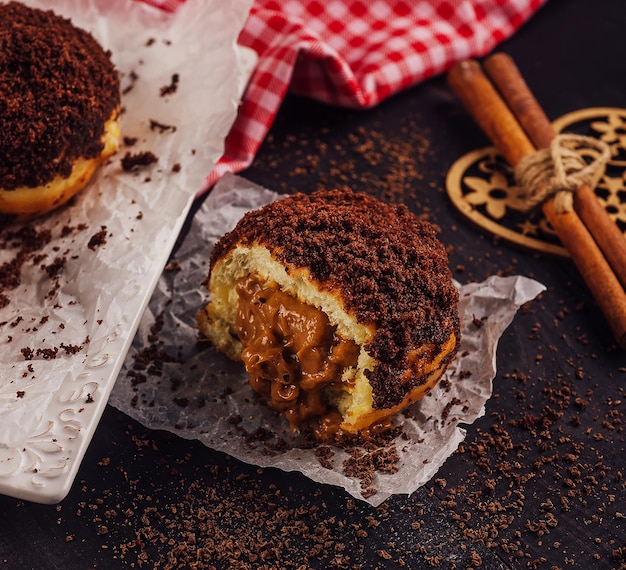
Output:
110,173,546,506
0,0,253,503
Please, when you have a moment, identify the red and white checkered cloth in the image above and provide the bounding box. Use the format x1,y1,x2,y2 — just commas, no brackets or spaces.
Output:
142,0,546,190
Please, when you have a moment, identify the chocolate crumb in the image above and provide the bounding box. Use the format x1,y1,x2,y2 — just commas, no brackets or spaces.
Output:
0,225,53,307
121,151,158,172
121,70,139,95
149,119,177,134
20,347,33,360
314,445,335,469
160,73,179,96
472,314,486,328
88,227,108,250
165,260,182,272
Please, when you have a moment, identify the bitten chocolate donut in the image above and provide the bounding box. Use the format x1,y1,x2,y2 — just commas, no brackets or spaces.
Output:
0,2,121,220
198,188,460,440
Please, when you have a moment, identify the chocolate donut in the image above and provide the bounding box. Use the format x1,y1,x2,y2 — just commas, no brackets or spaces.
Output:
0,2,121,219
198,188,460,439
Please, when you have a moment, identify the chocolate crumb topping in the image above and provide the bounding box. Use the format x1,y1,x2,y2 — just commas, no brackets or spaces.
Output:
210,188,460,410
0,2,120,190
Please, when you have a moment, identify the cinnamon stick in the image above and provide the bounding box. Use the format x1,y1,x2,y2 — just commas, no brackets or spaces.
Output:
482,54,556,150
447,60,535,166
448,59,626,349
483,52,626,291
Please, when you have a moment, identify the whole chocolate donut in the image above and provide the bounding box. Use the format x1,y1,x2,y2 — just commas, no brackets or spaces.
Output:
0,1,121,219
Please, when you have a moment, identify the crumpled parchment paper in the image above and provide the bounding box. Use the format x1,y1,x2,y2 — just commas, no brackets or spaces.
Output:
0,0,252,501
110,173,546,506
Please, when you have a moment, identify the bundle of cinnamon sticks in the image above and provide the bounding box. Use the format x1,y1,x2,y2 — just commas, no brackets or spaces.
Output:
448,53,626,349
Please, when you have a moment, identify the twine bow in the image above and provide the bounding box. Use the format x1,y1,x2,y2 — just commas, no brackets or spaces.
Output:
514,133,611,213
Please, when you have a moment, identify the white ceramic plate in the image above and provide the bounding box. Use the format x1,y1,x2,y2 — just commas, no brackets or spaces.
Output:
0,0,255,504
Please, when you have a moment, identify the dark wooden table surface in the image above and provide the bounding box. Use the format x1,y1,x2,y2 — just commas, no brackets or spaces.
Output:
2,0,625,568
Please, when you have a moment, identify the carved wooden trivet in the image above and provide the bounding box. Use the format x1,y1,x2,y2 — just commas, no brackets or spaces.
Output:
446,107,626,256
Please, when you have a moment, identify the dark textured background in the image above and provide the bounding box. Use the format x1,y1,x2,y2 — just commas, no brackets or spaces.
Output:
2,0,625,568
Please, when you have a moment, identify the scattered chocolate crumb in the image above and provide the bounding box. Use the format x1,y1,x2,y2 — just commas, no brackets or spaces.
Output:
36,346,58,359
121,151,158,172
0,226,53,307
160,73,179,96
165,260,182,272
314,445,335,469
121,70,139,95
88,227,108,250
126,311,183,403
441,397,463,424
472,314,486,328
149,119,177,133
343,439,400,498
60,342,85,355
20,347,33,360
43,256,66,279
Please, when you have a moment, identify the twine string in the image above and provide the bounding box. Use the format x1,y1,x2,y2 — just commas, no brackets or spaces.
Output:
513,133,611,213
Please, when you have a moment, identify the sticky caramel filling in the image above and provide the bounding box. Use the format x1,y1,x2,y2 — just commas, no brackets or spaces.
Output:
235,273,360,432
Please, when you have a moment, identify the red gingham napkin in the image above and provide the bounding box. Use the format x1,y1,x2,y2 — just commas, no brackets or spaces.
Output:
141,0,547,190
